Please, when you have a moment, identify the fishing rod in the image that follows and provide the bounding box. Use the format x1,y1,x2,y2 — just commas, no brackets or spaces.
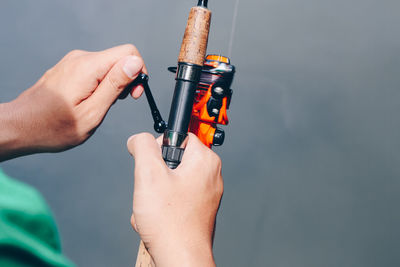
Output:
127,0,235,153
127,0,236,265
161,0,212,169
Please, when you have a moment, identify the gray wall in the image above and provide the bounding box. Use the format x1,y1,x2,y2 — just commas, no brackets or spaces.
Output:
1,0,400,266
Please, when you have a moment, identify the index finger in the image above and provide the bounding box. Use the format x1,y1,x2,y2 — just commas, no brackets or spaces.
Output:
93,44,148,80
175,133,211,172
93,44,148,99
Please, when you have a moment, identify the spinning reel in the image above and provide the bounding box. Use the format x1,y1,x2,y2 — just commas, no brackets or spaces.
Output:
130,55,235,148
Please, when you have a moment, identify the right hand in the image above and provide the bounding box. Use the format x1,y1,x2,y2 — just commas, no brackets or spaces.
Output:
0,44,146,161
127,133,223,267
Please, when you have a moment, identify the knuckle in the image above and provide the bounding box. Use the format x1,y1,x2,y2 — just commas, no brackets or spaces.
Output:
130,214,135,226
187,132,197,139
188,132,201,145
215,154,222,167
77,107,102,134
126,133,154,151
137,132,154,141
127,135,136,151
130,214,138,232
216,177,224,196
86,109,102,126
106,73,123,92
209,152,222,178
67,49,85,58
42,68,54,80
72,57,91,73
123,43,138,54
209,150,222,166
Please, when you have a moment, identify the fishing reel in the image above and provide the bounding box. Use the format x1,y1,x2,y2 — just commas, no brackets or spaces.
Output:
171,55,235,148
125,55,235,148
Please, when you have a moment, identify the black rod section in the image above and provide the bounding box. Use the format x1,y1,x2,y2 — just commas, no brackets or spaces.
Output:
162,63,202,169
162,0,211,169
197,0,208,8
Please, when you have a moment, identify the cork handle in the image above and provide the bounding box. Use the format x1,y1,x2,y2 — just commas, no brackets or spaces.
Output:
178,6,212,66
135,241,155,267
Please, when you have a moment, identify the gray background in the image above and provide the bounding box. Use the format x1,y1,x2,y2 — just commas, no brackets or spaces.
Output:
1,0,400,266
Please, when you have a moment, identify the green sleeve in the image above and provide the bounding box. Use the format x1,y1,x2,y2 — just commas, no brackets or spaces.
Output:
0,168,75,267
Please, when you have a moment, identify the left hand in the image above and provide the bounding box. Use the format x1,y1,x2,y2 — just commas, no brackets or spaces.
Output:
127,133,223,267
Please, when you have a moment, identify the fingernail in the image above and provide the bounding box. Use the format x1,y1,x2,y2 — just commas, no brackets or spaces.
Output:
123,56,143,79
131,85,144,99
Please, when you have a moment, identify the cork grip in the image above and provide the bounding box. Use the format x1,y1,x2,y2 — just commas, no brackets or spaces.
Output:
178,6,212,66
135,241,155,267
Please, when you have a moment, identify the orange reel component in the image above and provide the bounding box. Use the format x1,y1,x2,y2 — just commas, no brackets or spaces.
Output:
189,55,235,148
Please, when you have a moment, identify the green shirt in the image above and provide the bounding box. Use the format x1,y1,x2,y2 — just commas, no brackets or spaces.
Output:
0,169,74,267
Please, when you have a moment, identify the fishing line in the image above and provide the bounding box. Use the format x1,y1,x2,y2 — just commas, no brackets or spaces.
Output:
228,0,240,58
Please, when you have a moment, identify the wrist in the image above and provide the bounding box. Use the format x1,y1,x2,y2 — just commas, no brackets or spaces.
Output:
150,237,215,267
0,99,32,161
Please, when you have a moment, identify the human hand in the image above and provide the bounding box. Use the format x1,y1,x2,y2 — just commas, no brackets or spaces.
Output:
127,133,223,267
0,44,146,161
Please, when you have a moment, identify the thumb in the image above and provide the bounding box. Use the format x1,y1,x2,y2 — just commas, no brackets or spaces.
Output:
127,133,165,170
84,55,144,117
